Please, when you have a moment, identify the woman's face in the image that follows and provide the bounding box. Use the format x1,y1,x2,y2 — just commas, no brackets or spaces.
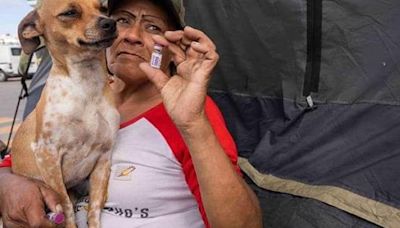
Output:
106,0,174,86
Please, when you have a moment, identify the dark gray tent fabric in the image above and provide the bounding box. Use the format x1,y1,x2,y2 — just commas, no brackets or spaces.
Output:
185,0,400,226
247,179,379,228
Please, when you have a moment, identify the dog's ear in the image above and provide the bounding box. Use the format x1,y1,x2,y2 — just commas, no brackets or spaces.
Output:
18,10,42,55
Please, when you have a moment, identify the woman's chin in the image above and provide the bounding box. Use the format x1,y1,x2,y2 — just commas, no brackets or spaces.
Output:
112,64,143,77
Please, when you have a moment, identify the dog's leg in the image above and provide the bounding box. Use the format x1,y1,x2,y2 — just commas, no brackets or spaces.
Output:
34,148,77,228
87,152,112,228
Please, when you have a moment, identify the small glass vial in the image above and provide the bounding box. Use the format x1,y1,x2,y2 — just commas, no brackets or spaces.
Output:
150,44,163,69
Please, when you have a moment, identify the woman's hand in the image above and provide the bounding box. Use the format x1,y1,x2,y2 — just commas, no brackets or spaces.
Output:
0,168,61,227
140,27,262,228
139,26,219,130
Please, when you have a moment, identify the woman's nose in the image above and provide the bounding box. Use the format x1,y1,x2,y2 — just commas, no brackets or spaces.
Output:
123,23,143,46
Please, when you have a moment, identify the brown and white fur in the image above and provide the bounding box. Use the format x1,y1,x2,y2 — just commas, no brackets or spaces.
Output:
11,0,119,227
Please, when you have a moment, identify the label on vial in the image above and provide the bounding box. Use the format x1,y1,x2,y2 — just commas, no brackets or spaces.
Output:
150,52,162,69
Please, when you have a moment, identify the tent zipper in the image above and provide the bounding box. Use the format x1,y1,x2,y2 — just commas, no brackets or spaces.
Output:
303,0,323,107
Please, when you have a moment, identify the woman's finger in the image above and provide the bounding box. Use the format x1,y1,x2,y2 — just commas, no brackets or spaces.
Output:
182,26,216,51
3,217,29,228
38,183,63,214
190,42,209,55
169,44,187,65
164,30,184,42
139,62,169,91
152,35,170,47
188,42,219,63
165,29,205,53
164,27,216,51
152,35,186,65
158,27,218,65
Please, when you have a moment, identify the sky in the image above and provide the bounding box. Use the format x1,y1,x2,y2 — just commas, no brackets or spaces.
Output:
0,0,33,36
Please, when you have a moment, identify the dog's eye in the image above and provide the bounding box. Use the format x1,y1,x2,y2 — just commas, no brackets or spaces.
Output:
100,6,108,14
60,9,78,17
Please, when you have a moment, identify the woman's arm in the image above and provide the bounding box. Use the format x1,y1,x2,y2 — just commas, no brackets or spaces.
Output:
0,167,61,227
180,116,262,227
140,26,262,227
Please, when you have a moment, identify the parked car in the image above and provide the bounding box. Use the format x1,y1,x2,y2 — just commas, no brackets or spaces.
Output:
0,42,38,82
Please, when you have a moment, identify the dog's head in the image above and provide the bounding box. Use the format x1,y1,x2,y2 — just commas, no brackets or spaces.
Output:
18,0,117,57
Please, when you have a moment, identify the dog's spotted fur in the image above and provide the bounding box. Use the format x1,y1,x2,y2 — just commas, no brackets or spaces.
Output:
11,0,119,227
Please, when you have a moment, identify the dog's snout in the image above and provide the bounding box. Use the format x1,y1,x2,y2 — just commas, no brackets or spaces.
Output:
98,17,116,33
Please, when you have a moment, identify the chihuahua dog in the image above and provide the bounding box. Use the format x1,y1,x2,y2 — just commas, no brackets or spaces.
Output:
11,0,119,227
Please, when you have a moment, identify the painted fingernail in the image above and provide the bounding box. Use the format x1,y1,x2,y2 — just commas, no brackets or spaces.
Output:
47,212,65,224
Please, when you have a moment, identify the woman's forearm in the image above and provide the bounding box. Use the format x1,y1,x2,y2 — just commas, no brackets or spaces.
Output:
179,117,262,228
0,167,12,215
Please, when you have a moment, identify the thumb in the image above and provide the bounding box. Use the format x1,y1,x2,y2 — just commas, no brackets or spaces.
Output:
38,184,63,213
139,62,169,91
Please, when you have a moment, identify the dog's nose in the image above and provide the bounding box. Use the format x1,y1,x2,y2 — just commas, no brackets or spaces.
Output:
98,17,116,33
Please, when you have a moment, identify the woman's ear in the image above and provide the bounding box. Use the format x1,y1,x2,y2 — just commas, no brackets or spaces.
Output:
18,10,43,55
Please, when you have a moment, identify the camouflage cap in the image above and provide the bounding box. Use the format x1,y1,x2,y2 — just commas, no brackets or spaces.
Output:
107,0,185,29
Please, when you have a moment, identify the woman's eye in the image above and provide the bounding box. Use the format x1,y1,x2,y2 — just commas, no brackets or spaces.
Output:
116,17,129,24
147,25,161,32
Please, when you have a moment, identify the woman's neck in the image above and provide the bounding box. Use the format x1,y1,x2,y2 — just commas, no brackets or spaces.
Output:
117,81,162,122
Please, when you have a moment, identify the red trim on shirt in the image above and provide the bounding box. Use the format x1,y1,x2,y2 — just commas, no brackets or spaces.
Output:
143,96,240,228
204,97,241,175
0,154,12,168
3,97,240,227
119,103,163,129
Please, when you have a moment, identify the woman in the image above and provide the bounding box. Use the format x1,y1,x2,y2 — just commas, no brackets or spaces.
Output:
0,0,262,227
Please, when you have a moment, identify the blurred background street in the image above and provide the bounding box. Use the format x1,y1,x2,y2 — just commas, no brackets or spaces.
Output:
0,79,29,147
0,0,35,151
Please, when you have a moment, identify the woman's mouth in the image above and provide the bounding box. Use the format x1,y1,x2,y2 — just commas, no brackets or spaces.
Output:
117,52,146,61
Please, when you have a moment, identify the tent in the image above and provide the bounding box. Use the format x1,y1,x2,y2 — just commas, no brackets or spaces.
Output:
184,0,400,227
